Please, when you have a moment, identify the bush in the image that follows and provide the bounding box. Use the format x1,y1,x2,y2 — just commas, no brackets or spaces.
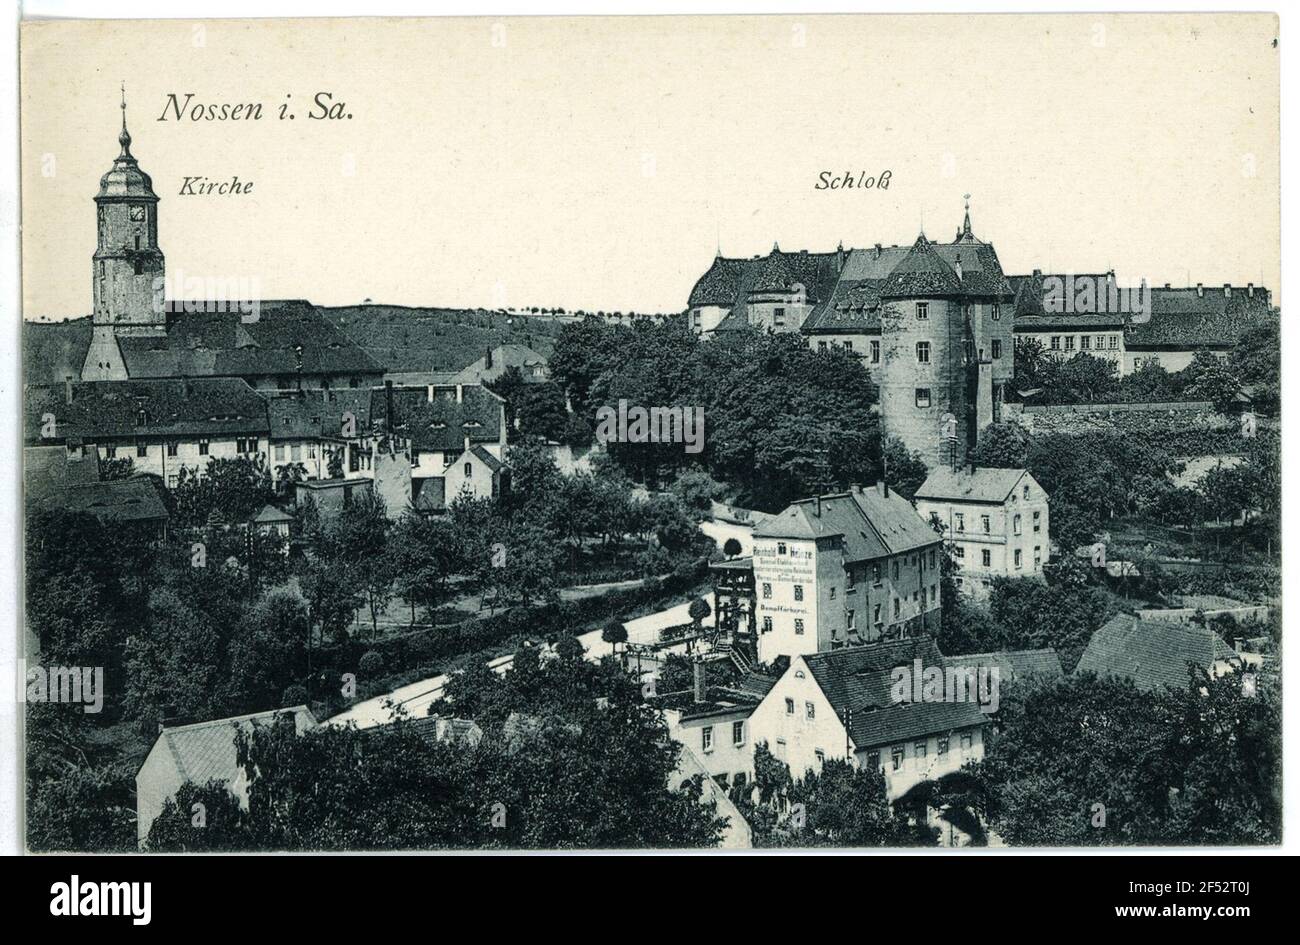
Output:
282,684,309,707
358,650,385,677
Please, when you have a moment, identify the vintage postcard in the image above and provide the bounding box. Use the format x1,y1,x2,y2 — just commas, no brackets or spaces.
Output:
16,11,1281,857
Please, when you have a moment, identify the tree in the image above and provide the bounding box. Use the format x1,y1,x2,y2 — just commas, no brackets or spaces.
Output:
1229,320,1279,415
1182,349,1242,414
688,596,711,631
226,655,725,849
144,780,251,851
722,537,743,559
601,620,629,657
320,490,392,636
172,455,276,529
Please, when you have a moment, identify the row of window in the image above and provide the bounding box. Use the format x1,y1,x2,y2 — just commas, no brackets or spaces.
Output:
916,302,1000,321
761,549,938,602
105,437,261,460
867,731,975,771
953,545,1042,569
953,510,1040,534
700,719,747,753
759,585,939,634
1047,334,1121,352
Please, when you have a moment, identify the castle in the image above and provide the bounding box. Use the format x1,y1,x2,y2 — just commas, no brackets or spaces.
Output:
686,202,1015,467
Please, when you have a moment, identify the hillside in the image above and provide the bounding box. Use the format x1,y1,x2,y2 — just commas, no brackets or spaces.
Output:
319,305,564,374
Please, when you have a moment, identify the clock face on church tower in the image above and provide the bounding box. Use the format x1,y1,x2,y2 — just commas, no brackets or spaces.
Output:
129,205,145,222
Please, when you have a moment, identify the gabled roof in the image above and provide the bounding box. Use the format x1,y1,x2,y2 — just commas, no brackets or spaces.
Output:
880,235,965,299
268,388,373,441
688,256,760,308
378,385,504,453
943,648,1064,682
251,504,294,524
116,300,382,379
24,444,101,505
31,474,170,524
25,377,270,442
140,705,316,786
448,344,550,386
1074,615,1239,692
753,486,940,562
1125,287,1273,350
469,444,503,472
802,637,988,749
914,467,1035,504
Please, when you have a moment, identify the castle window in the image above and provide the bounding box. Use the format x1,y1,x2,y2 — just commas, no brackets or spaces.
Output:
1080,335,1091,350
818,341,827,352
199,439,210,456
981,549,991,567
773,307,786,327
762,616,773,633
1015,549,1023,569
1050,336,1061,350
136,441,147,458
870,340,880,364
916,341,931,364
794,619,805,635
991,303,1001,321
1064,335,1075,351
915,388,931,408
1013,514,1022,535
992,339,1002,359
916,302,929,320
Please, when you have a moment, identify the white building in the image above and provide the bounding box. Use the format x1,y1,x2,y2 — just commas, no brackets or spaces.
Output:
747,637,988,799
914,467,1050,599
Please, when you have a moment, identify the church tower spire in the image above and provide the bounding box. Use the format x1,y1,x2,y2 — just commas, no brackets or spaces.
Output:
84,85,167,378
956,193,979,243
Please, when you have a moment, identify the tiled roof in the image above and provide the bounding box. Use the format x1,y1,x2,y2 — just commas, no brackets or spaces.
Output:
24,444,101,505
1014,313,1128,331
376,385,504,453
1125,287,1273,350
754,486,940,562
803,637,988,749
412,477,447,512
943,648,1064,682
37,475,170,524
449,344,550,386
142,705,316,786
880,235,965,298
1074,615,1239,692
267,389,373,441
25,378,270,442
251,504,294,524
914,467,1033,504
935,242,1015,297
116,300,382,379
687,256,760,307
469,444,503,472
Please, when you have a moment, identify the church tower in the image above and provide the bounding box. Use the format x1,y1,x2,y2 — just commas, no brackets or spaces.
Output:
83,87,165,380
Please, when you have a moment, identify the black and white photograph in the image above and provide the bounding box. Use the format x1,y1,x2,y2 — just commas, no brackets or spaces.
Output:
4,2,1293,880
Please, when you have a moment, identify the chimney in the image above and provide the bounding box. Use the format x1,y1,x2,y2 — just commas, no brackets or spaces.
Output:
463,434,471,453
485,347,494,370
1224,283,1232,298
1248,283,1255,298
64,375,73,405
874,243,883,258
1032,268,1042,278
693,661,707,703
877,480,889,498
1196,283,1204,297
1164,282,1171,289
384,380,394,436
456,384,464,404
813,495,822,516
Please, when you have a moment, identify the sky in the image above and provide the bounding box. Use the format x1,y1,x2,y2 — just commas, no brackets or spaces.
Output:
20,13,1280,320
